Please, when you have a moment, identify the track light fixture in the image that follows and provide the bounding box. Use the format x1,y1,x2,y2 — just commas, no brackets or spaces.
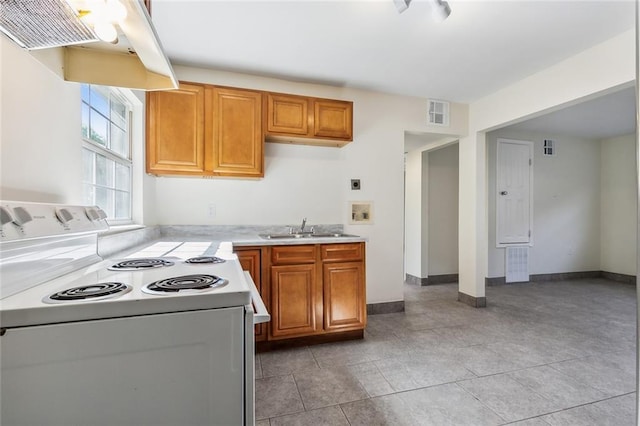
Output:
394,0,452,22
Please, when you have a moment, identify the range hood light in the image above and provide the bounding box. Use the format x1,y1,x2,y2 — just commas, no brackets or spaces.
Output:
93,21,117,43
77,0,125,43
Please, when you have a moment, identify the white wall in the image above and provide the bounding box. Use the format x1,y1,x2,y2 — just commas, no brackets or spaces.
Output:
601,134,637,276
487,130,601,277
1,37,82,203
404,149,424,279
421,150,429,277
428,143,459,276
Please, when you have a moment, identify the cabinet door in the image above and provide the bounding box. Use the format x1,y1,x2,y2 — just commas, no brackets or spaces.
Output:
270,264,320,339
210,87,263,178
236,249,267,342
146,83,206,175
265,93,309,136
313,99,353,140
323,261,366,332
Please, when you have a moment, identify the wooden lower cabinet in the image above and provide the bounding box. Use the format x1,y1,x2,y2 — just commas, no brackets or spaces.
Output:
323,261,365,332
268,242,366,342
238,242,366,345
270,264,321,339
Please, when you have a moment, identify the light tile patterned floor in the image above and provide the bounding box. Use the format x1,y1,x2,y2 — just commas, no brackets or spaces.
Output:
255,279,637,425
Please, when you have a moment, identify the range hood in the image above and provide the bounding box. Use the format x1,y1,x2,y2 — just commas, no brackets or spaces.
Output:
0,0,178,91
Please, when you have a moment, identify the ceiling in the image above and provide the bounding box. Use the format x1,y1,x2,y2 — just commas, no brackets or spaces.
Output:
502,86,636,140
150,1,636,142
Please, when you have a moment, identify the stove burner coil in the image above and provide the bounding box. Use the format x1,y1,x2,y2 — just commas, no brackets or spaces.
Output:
184,256,226,264
45,282,132,303
143,274,227,294
108,258,175,271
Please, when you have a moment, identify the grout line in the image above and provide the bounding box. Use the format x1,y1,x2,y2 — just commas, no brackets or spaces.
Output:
500,391,637,424
454,381,509,423
290,372,308,412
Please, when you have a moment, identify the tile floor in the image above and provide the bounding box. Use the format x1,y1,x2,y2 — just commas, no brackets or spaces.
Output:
255,278,637,425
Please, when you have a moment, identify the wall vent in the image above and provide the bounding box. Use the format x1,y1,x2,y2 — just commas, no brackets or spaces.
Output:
505,246,529,283
428,99,450,126
543,139,555,156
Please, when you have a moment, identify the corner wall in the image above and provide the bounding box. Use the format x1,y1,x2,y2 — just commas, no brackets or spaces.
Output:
428,144,459,276
601,134,637,276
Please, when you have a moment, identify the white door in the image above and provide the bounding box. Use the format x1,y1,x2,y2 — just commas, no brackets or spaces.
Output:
496,139,532,245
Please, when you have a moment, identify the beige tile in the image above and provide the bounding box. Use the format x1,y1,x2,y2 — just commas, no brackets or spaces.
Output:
255,375,304,420
509,365,608,409
549,351,635,396
341,383,504,425
260,347,319,378
293,367,369,410
458,374,560,422
541,393,636,426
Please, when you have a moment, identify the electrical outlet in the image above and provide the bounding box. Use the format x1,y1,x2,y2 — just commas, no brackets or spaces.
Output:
208,203,216,218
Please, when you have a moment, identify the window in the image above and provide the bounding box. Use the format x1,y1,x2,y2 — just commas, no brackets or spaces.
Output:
81,84,132,223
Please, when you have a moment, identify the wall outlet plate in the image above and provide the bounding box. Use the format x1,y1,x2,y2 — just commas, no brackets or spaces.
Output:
351,179,361,190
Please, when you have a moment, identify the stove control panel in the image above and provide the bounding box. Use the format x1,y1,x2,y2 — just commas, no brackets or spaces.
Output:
0,201,109,242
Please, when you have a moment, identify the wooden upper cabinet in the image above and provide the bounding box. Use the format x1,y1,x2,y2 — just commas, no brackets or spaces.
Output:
209,87,264,178
313,99,353,140
146,82,263,178
264,92,353,147
265,93,309,135
146,83,206,175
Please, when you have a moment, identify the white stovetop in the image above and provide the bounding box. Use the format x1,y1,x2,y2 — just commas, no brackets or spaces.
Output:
0,242,251,328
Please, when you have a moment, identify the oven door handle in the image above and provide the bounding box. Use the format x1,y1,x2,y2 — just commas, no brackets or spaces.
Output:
243,271,270,324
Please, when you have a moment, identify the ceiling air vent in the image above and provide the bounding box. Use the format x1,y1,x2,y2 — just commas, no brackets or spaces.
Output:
428,99,450,126
0,0,98,50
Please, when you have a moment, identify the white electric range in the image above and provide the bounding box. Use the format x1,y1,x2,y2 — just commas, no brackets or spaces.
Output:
0,201,268,426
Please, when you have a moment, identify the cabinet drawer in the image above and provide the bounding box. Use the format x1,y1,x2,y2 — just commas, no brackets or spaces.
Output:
271,245,316,265
321,243,363,262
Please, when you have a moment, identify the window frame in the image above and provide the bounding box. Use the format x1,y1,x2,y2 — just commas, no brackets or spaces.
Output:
81,84,134,225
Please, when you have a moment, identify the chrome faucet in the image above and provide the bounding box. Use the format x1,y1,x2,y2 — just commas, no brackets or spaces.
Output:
289,218,314,235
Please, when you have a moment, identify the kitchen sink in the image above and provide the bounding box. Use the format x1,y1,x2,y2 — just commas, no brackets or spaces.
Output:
258,233,358,239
